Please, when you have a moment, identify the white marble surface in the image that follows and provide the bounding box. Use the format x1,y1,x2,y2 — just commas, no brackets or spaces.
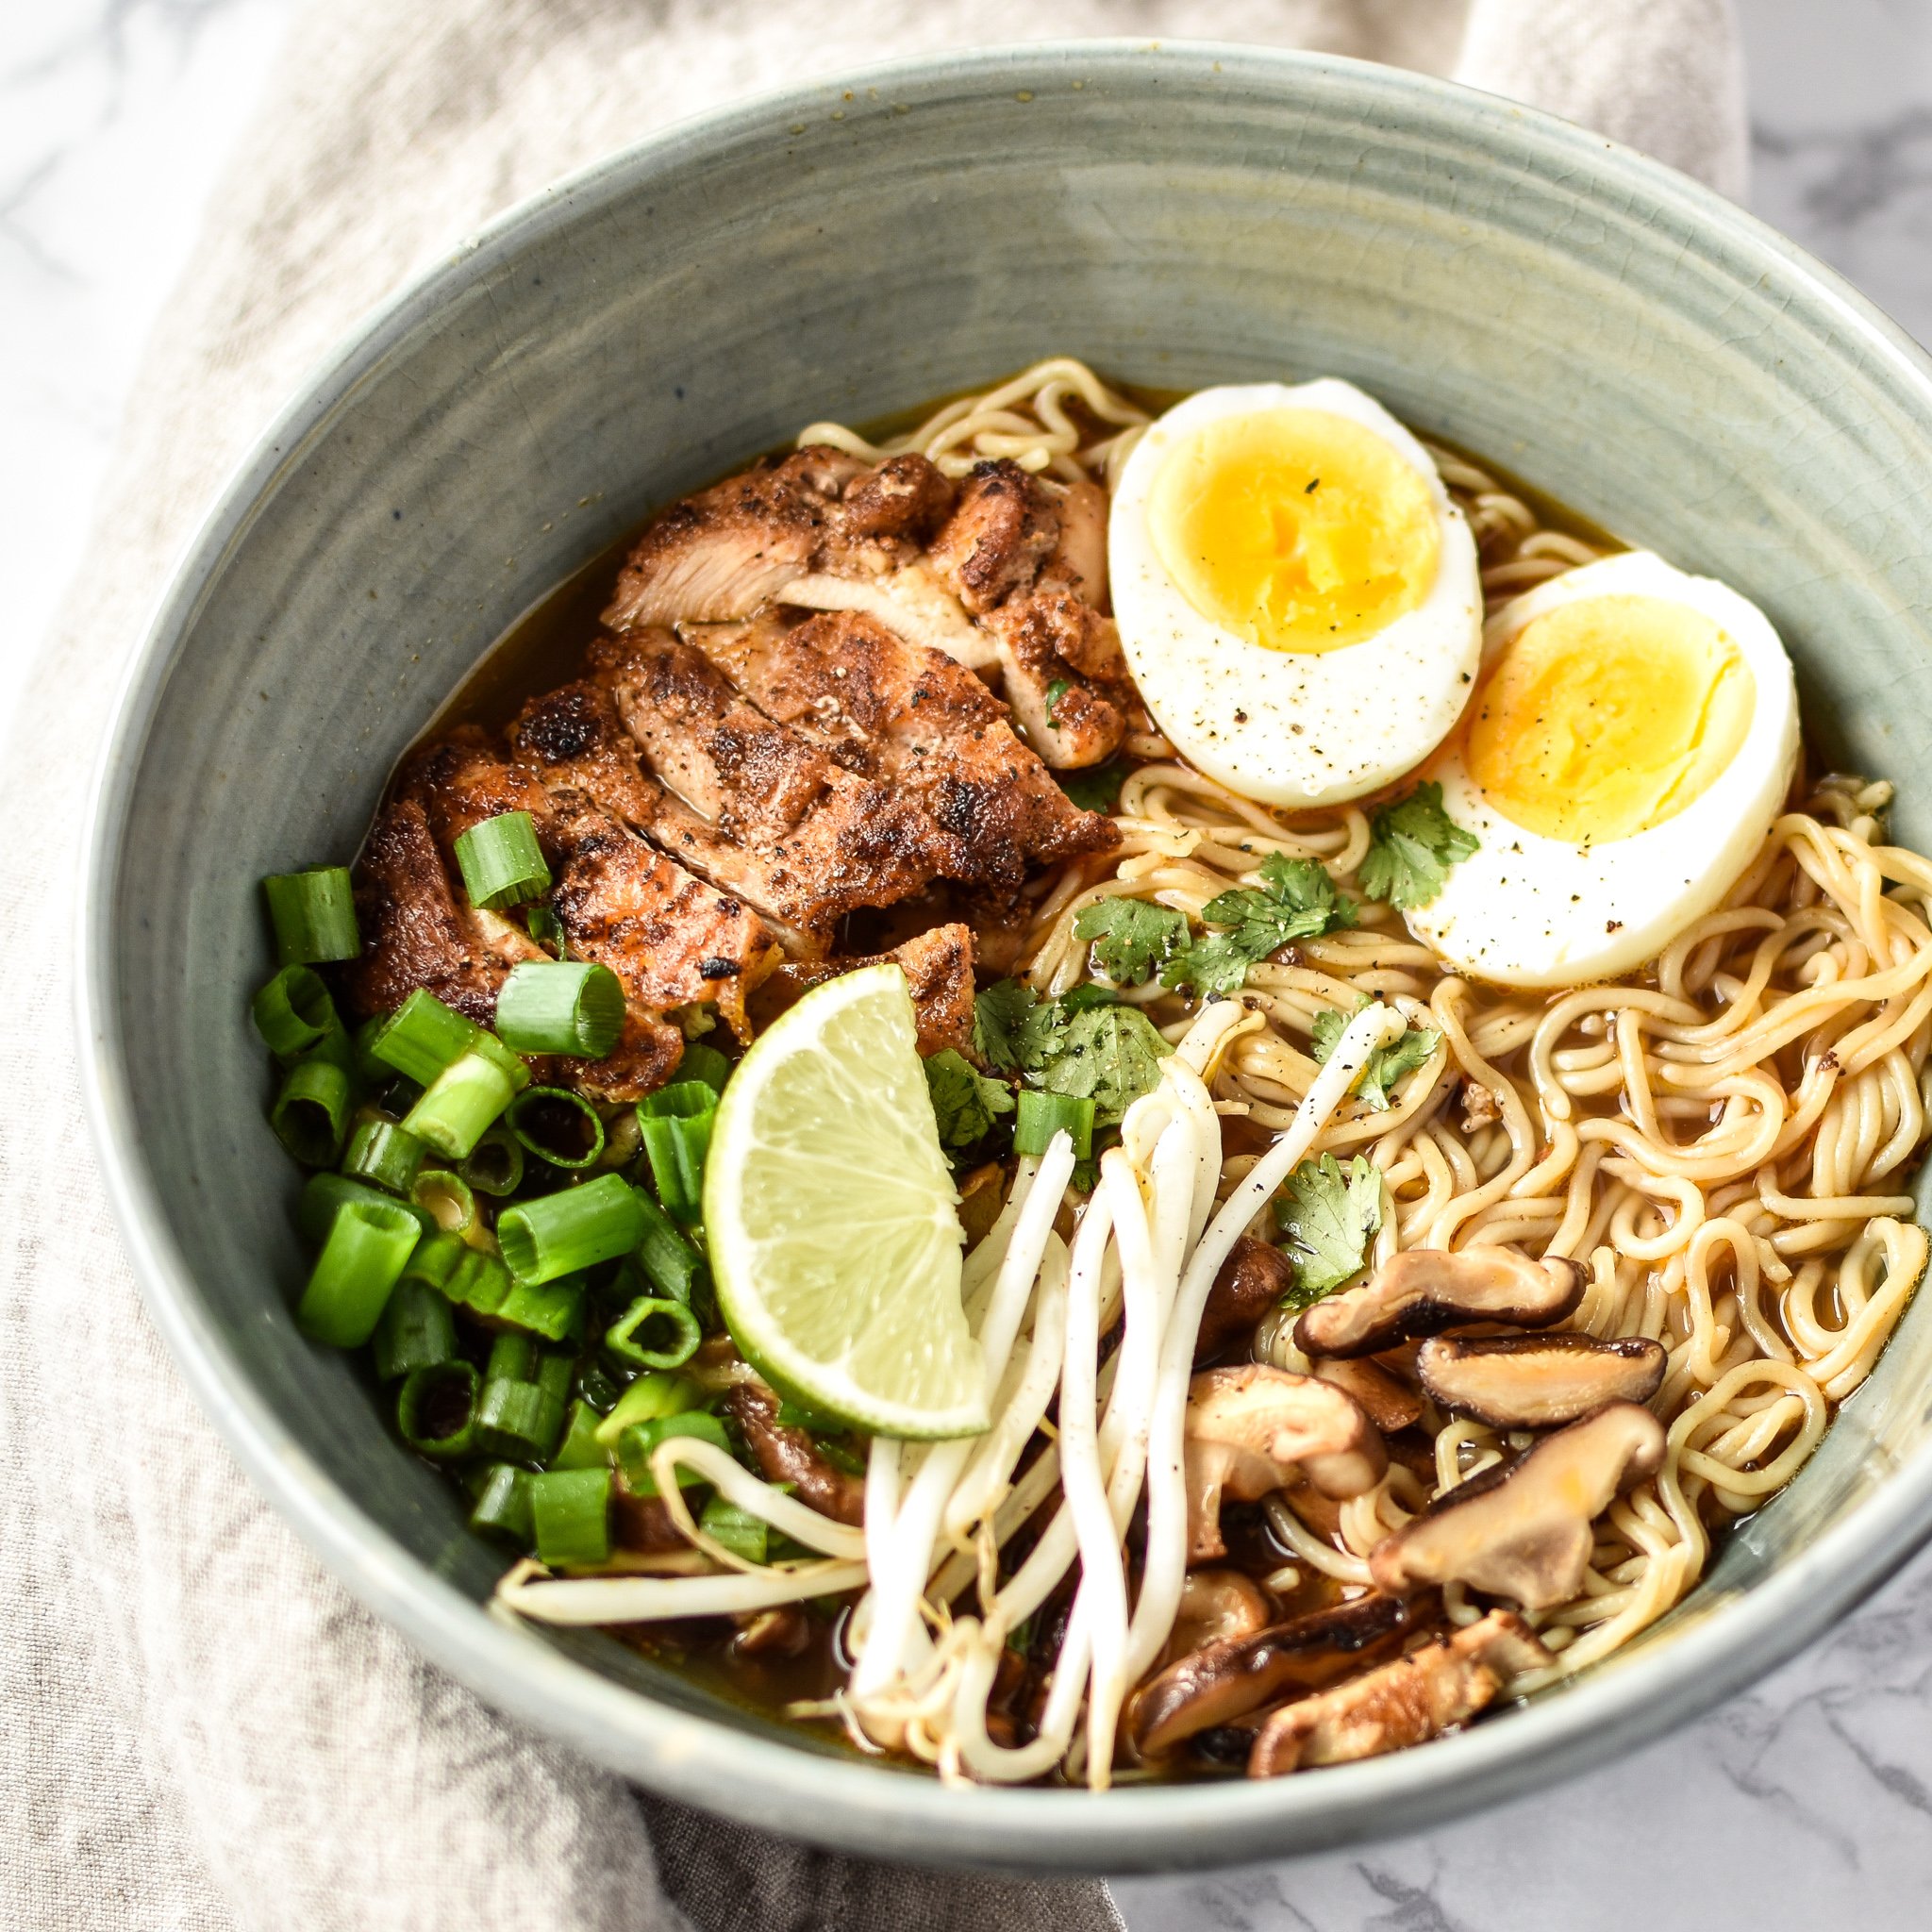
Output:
10,0,1932,1924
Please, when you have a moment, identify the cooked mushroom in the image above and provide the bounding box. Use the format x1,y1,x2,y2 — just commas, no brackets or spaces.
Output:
1295,1247,1586,1358
1167,1570,1274,1659
724,1381,866,1526
1415,1333,1667,1429
1185,1364,1387,1562
1131,1593,1420,1757
1312,1357,1424,1433
1368,1399,1667,1609
1193,1236,1294,1366
1247,1608,1552,1776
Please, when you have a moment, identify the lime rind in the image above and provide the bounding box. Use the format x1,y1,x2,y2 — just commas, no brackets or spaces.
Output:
705,964,988,1440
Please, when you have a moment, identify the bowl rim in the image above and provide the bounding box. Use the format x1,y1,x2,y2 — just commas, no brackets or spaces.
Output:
77,36,1932,1873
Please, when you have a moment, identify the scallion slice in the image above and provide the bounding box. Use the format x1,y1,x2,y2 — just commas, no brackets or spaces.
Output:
475,1374,563,1462
638,1081,717,1225
252,964,338,1061
444,1245,511,1316
403,1049,516,1159
494,959,625,1058
454,810,551,911
297,1196,419,1346
605,1293,703,1371
615,1411,730,1497
529,1467,611,1566
396,1360,479,1459
458,1121,525,1197
400,1226,465,1291
470,1029,532,1094
297,1172,434,1244
699,1492,769,1566
675,1041,732,1094
1014,1089,1096,1159
410,1168,477,1238
263,866,360,965
467,1462,534,1548
631,1194,712,1320
550,1398,609,1471
591,1370,699,1450
495,1271,587,1344
368,988,477,1085
270,1058,352,1168
371,1276,458,1382
508,1086,606,1170
497,1173,644,1284
341,1116,425,1195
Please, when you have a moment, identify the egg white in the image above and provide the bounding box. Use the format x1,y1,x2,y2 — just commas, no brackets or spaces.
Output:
1108,379,1483,808
1407,550,1801,989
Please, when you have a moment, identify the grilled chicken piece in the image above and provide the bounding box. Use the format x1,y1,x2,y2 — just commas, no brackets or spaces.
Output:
400,726,559,855
685,608,1118,882
926,459,1061,614
508,677,665,830
544,788,779,1085
343,795,508,1024
591,630,961,942
750,922,977,1056
984,584,1133,770
602,447,984,657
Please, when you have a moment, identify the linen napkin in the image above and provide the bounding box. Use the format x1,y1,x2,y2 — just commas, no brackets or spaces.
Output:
0,3,1745,1927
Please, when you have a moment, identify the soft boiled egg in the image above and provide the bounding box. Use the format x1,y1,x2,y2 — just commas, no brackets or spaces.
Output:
1407,550,1800,988
1109,379,1483,807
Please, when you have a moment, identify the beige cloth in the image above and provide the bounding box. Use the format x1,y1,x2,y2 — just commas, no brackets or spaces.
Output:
1,4,1744,1928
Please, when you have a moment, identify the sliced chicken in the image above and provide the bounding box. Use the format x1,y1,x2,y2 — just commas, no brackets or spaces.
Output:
684,608,1117,882
926,458,1061,614
589,630,962,942
399,726,559,855
984,583,1134,770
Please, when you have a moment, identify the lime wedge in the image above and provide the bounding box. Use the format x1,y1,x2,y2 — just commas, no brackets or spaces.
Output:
704,962,986,1440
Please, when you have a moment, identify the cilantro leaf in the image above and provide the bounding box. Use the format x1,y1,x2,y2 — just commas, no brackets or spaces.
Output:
1034,1003,1172,1127
1059,759,1128,813
973,979,1039,1072
1074,897,1190,987
1163,852,1357,994
923,1047,1015,1157
1309,999,1441,1111
1358,782,1479,910
1274,1153,1382,1307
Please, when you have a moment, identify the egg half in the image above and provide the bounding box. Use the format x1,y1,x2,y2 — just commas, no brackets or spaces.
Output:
1109,379,1483,807
1407,550,1800,988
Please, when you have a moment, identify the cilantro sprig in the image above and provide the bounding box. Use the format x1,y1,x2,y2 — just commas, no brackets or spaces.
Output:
1073,897,1190,987
1274,1152,1383,1307
1309,998,1441,1111
1358,782,1478,911
923,1047,1015,1158
1058,759,1128,814
1161,852,1357,996
971,979,1172,1129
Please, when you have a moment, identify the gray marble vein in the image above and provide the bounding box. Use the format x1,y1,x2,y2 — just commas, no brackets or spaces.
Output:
9,0,1932,1924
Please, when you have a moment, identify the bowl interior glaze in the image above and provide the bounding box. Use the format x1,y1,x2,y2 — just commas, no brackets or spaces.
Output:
85,42,1932,1872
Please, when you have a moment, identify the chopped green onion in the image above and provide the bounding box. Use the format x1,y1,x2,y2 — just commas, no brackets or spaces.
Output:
458,1121,525,1197
352,1013,391,1086
475,1368,565,1462
454,810,550,911
1014,1089,1095,1159
400,1226,465,1291
508,1086,607,1170
396,1360,479,1458
371,1276,458,1381
616,1411,731,1497
467,1462,533,1547
699,1492,768,1565
341,1116,425,1194
606,1294,703,1371
410,1168,477,1238
592,1371,700,1449
262,866,360,965
525,904,567,958
494,959,625,1058
550,1399,610,1470
296,1172,433,1245
675,1041,732,1093
470,1030,532,1094
497,1174,644,1284
495,1271,587,1343
368,988,476,1086
251,964,337,1060
270,1058,352,1167
448,1246,513,1317
631,1193,711,1316
486,1331,541,1385
296,1196,418,1346
639,1082,717,1225
404,1050,516,1159
529,1467,611,1565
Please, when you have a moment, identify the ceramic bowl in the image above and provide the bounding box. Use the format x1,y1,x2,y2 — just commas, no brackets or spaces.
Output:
82,42,1932,1872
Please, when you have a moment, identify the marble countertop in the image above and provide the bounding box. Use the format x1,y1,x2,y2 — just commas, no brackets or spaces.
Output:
10,1,1932,1924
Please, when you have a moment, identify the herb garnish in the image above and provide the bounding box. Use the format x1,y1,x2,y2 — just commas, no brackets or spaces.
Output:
1358,782,1478,910
1073,897,1190,987
971,978,1172,1128
1058,759,1129,814
923,1047,1016,1158
1310,998,1441,1111
1274,1152,1383,1307
1161,852,1357,995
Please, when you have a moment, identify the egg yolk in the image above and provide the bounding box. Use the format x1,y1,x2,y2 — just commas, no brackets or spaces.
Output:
1147,408,1441,654
1465,593,1756,843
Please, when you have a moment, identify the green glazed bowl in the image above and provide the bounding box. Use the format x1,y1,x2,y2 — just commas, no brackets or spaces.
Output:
82,41,1932,1872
